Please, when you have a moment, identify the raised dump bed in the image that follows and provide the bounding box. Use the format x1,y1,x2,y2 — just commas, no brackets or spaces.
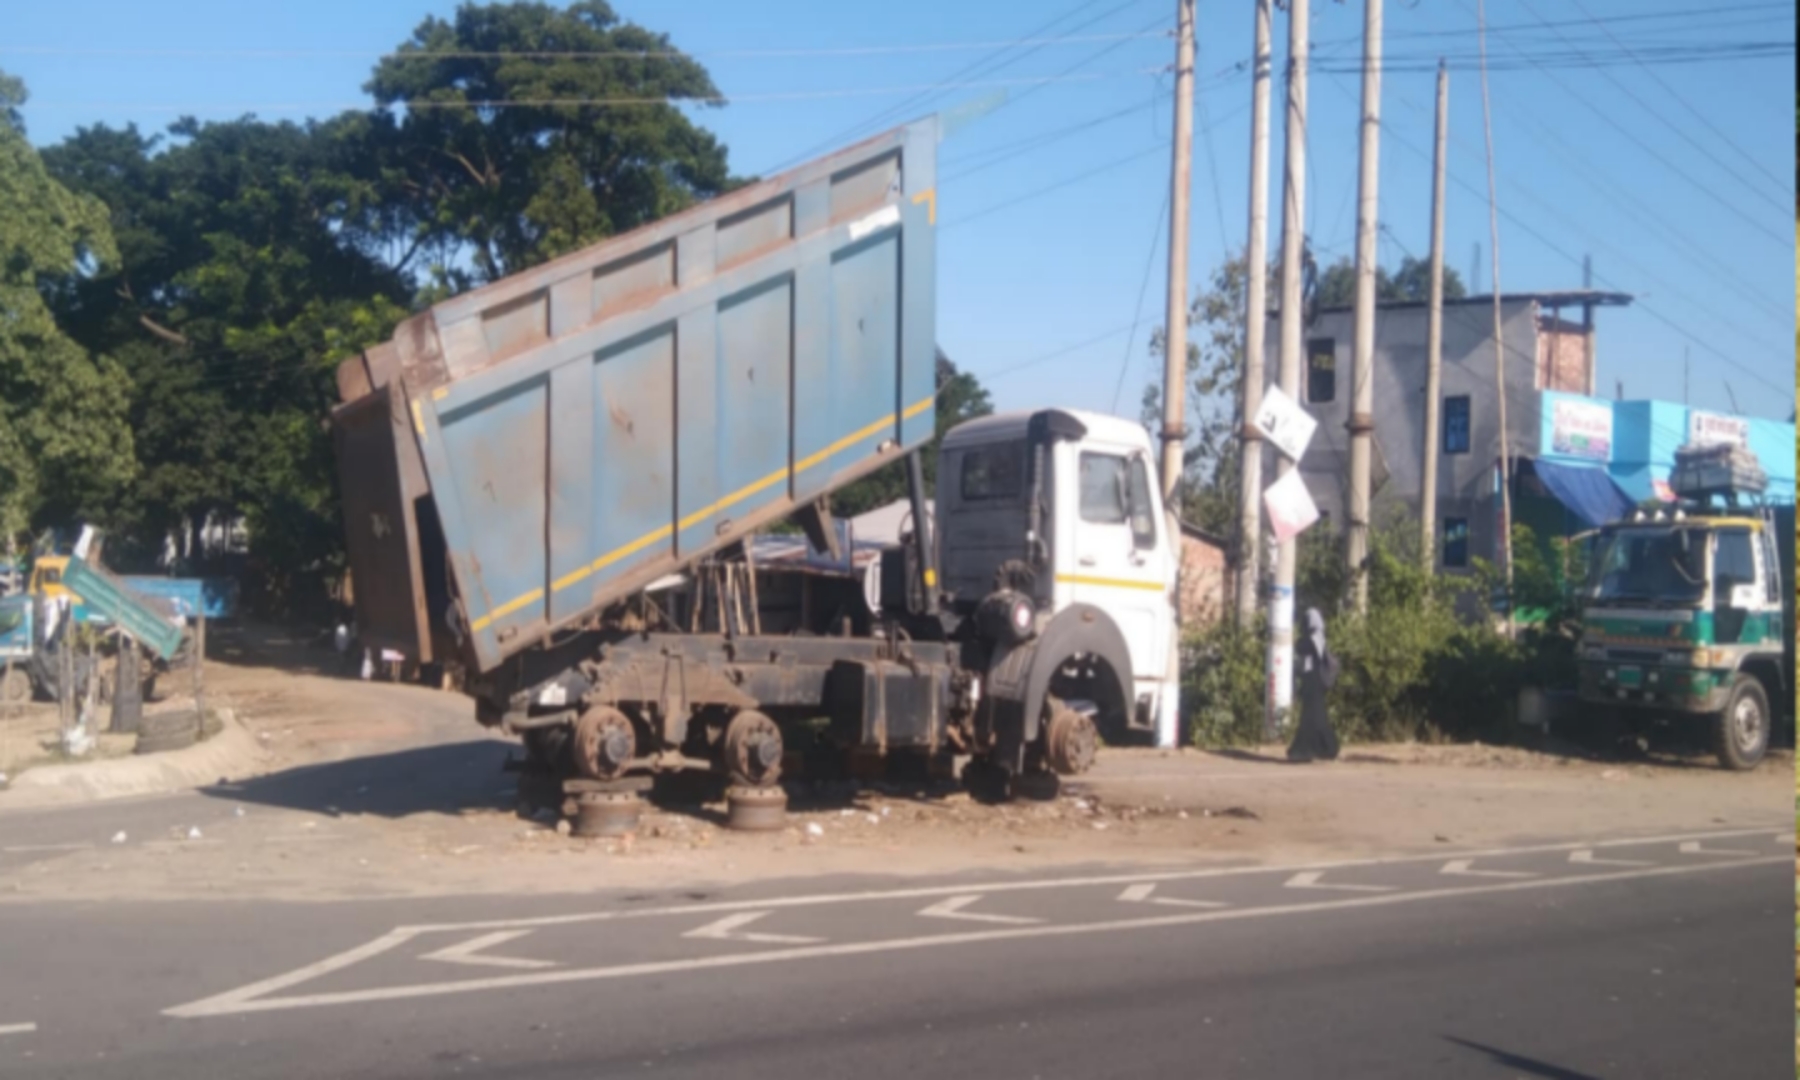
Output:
334,118,939,674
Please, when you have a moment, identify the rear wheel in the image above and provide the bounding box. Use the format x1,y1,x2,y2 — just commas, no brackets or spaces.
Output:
1712,674,1769,771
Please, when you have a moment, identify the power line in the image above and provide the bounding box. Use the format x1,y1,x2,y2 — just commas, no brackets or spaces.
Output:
1374,72,1793,353
1561,0,1789,195
29,67,1162,114
940,92,1167,183
1508,0,1789,212
0,29,1172,62
982,321,1146,383
1333,75,1787,397
940,141,1169,232
759,0,1151,175
1112,188,1170,413
1445,0,1790,248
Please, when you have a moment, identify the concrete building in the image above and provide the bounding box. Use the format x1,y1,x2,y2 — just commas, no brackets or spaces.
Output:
1281,291,1794,572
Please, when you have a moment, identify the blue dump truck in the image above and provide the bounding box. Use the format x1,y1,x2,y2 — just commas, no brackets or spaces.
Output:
333,117,1186,814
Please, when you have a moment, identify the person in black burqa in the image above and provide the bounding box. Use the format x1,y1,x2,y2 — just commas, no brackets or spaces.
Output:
1287,607,1340,762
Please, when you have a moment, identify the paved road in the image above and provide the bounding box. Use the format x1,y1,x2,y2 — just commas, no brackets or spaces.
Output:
0,825,1789,1079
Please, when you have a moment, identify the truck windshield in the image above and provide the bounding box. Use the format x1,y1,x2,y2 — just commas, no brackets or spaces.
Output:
1589,527,1706,606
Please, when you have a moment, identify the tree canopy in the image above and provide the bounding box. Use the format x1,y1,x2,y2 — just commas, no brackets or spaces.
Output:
19,1,751,613
1315,254,1468,310
0,74,135,539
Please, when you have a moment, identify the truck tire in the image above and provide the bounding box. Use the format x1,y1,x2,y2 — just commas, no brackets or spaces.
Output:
1712,674,1770,771
0,666,30,707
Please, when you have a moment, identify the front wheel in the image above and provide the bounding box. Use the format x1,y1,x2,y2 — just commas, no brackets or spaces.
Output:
1712,674,1770,771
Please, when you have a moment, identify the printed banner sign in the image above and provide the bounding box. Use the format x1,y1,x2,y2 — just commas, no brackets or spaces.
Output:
1263,469,1320,542
1688,411,1748,449
1252,385,1318,463
1551,398,1611,461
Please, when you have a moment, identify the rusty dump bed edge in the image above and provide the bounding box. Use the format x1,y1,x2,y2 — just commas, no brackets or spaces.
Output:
333,117,940,675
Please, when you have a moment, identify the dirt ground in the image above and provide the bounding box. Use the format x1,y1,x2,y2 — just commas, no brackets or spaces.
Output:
0,622,1790,904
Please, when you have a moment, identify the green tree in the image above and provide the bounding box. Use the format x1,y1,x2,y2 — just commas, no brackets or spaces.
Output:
364,0,738,285
1315,254,1468,309
0,72,136,540
830,349,994,518
1141,253,1262,536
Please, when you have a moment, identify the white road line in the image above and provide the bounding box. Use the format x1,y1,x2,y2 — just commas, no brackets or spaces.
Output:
380,826,1786,937
1678,840,1757,857
420,930,556,970
918,895,1042,925
0,1023,37,1036
162,856,1787,1019
1284,871,1397,893
1439,859,1537,880
1117,883,1228,909
682,912,823,945
1569,849,1652,868
2,843,93,853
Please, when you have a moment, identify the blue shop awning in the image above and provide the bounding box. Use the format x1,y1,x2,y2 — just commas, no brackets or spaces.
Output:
1528,458,1636,529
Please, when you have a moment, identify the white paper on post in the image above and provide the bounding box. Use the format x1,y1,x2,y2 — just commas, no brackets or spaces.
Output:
1252,385,1317,463
1263,469,1320,542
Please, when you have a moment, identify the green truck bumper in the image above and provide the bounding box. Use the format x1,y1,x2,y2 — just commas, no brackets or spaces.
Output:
1577,661,1730,715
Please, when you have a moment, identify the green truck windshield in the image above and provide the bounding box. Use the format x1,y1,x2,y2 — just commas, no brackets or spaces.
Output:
1591,527,1707,606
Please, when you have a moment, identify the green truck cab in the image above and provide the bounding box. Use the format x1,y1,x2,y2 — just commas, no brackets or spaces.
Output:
1576,445,1794,770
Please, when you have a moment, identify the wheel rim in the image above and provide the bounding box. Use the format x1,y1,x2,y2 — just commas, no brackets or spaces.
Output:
1731,695,1764,754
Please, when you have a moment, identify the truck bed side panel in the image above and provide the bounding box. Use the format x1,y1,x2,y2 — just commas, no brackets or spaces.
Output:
336,119,939,673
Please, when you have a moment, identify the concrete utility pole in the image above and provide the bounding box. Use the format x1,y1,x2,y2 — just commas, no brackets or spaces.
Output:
1419,61,1449,569
1158,0,1197,509
1345,0,1384,614
1476,0,1513,627
1267,0,1309,739
1236,0,1274,626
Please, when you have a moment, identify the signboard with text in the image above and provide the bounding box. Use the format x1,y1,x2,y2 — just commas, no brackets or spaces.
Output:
1550,398,1611,461
1688,411,1749,449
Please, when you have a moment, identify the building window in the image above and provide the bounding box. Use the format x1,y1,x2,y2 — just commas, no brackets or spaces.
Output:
960,444,1022,501
1442,517,1469,568
1444,396,1471,454
1307,338,1336,403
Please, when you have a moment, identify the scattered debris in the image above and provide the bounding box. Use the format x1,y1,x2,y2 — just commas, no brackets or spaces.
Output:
806,822,824,838
554,819,572,838
185,827,203,841
1218,806,1259,821
110,831,127,845
233,806,246,818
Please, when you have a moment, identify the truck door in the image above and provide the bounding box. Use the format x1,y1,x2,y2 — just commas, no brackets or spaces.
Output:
1062,447,1172,703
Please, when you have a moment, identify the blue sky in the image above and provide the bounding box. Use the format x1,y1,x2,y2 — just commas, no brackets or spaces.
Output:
5,0,1795,421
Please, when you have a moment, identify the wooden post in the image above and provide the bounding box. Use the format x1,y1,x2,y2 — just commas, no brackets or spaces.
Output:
192,614,207,739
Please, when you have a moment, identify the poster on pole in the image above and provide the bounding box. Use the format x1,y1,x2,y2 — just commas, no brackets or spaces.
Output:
1252,385,1318,463
1263,469,1320,542
1688,411,1748,449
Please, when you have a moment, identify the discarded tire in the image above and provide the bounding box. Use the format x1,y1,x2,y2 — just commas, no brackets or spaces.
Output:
0,666,30,707
134,710,201,756
573,792,642,838
725,785,787,831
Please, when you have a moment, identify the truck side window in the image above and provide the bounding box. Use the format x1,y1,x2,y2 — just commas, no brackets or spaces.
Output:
1713,529,1754,605
1078,453,1128,525
1127,458,1157,550
960,445,1022,502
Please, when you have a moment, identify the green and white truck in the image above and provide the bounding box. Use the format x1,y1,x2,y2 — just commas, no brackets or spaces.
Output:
1576,443,1794,770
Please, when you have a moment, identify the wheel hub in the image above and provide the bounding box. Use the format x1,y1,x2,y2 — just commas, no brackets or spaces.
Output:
1045,701,1099,775
1732,696,1764,752
723,709,784,787
572,706,637,780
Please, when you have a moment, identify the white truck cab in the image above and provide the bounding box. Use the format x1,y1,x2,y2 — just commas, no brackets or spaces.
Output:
936,408,1181,748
